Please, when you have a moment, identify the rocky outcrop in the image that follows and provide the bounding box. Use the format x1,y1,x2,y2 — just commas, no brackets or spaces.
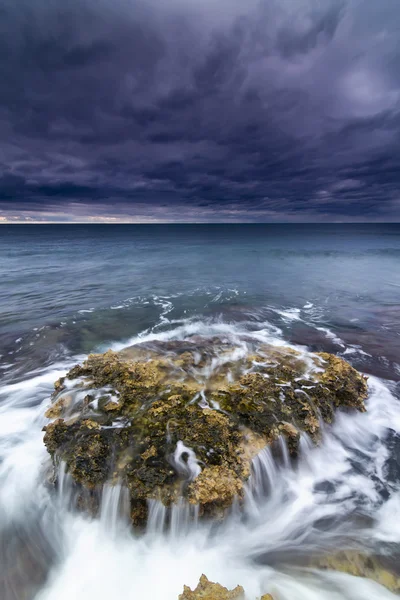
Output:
179,575,244,600
43,338,368,525
178,576,273,600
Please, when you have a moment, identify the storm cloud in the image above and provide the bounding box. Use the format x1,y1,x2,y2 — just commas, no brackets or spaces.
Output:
0,0,399,221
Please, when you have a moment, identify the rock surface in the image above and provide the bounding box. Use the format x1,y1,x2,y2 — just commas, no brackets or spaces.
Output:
314,550,400,593
43,338,368,524
179,575,244,600
178,576,274,600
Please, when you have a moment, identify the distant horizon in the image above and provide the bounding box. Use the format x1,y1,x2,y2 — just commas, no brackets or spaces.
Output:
1,220,399,225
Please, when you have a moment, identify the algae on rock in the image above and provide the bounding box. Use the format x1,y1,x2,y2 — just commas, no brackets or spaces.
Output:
43,338,368,525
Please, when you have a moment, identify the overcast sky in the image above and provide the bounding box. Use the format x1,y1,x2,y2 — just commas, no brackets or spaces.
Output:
0,0,399,222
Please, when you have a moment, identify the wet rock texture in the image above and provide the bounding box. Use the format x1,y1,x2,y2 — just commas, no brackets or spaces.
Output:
314,550,400,593
178,576,273,600
179,575,244,600
43,339,368,525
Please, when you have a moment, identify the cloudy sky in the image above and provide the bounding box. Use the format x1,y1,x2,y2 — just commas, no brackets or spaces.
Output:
0,0,399,222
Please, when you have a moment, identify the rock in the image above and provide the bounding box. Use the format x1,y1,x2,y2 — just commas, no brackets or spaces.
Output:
179,575,244,599
314,550,400,593
43,339,368,525
189,465,243,511
178,576,274,600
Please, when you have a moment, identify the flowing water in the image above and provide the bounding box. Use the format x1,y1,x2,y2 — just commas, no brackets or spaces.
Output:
1,224,400,599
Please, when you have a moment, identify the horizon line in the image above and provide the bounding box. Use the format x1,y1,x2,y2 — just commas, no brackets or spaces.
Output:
0,221,399,225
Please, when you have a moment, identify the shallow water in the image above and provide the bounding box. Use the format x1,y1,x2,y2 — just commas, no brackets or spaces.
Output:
1,224,400,599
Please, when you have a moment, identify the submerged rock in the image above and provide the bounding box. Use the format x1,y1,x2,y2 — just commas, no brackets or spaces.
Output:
43,338,368,524
314,550,400,594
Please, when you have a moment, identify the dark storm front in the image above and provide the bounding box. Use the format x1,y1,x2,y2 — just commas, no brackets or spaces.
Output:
0,223,399,381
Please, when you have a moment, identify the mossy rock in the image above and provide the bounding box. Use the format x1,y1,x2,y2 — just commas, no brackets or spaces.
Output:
43,339,368,525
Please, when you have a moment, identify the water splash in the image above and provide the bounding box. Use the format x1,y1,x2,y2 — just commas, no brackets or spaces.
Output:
171,441,202,482
100,483,131,537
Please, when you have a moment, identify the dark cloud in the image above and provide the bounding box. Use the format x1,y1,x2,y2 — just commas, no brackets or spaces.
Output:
0,0,399,221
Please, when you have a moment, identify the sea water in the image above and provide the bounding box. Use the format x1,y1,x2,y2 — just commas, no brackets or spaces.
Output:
1,223,400,599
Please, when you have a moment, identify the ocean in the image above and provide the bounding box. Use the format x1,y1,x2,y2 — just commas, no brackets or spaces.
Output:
1,223,400,600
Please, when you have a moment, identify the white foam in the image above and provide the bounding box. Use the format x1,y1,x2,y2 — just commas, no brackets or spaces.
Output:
316,327,346,348
172,441,202,481
274,308,302,321
109,318,283,352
